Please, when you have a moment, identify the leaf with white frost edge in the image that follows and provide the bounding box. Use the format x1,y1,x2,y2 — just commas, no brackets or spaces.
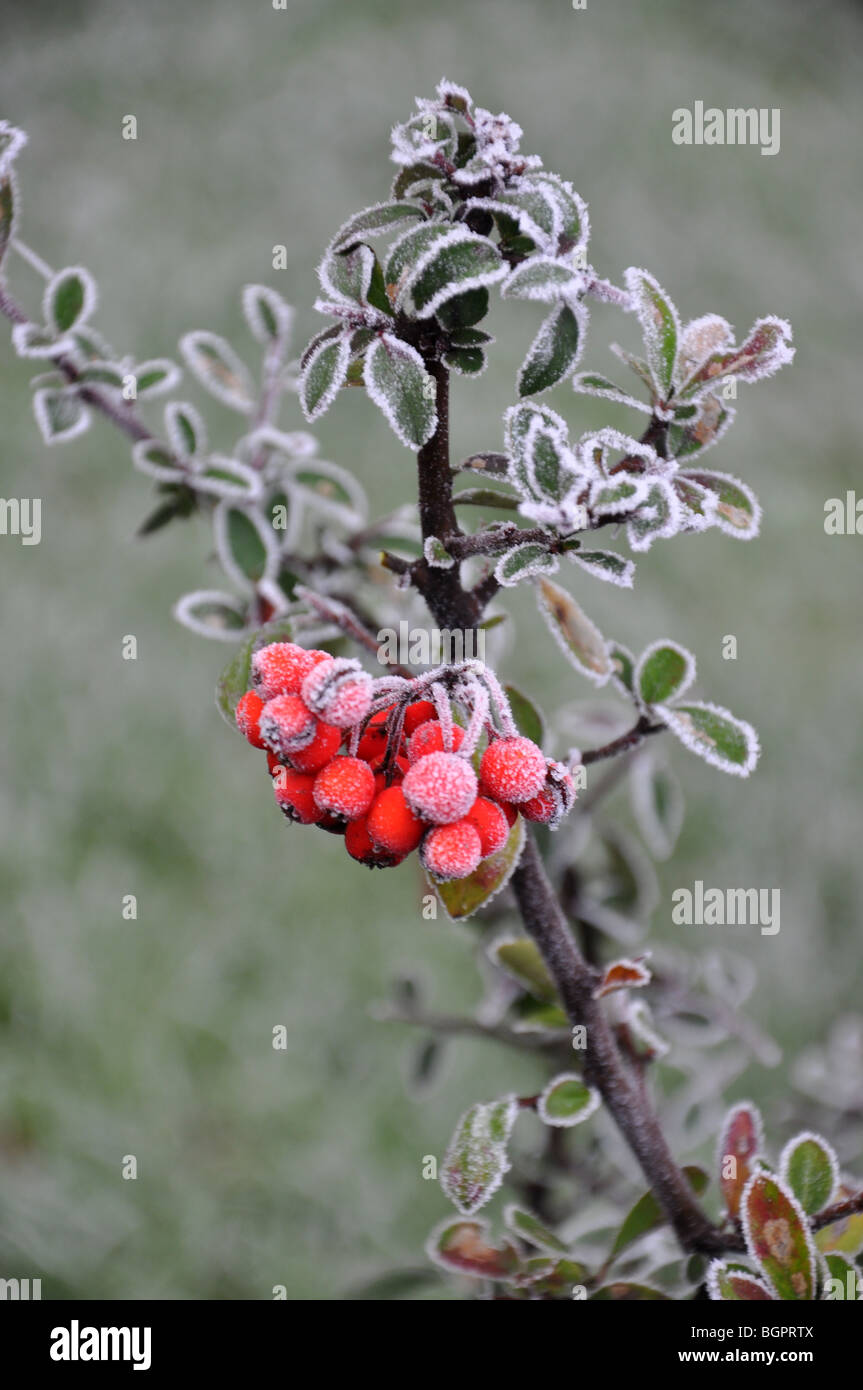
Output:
180,331,255,414
331,200,426,252
502,256,584,303
635,640,696,706
495,543,559,587
706,1260,774,1302
627,478,683,553
318,241,378,307
676,313,734,383
299,330,351,423
132,440,186,484
241,283,293,345
43,266,98,335
173,590,249,642
589,474,650,519
503,1205,569,1255
624,266,680,399
779,1132,839,1216
425,1215,520,1281
537,1074,600,1128
423,535,454,569
33,388,91,445
659,700,760,777
213,502,280,592
192,454,263,503
571,370,652,413
440,1096,518,1215
132,358,182,399
364,333,437,449
740,1171,817,1302
11,322,76,359
285,457,367,529
608,641,637,697
165,401,207,459
536,576,612,686
717,1101,764,1219
402,226,506,320
681,469,761,539
570,549,634,589
518,300,586,397
679,316,794,398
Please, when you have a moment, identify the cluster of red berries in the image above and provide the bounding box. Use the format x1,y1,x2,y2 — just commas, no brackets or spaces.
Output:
235,641,575,879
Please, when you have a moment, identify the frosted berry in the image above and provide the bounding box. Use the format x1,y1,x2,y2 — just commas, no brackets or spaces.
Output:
402,751,477,825
480,735,546,804
407,719,464,764
252,642,330,700
236,690,267,749
287,720,342,774
356,706,396,762
302,657,373,729
421,820,482,881
403,700,437,736
464,796,509,857
517,759,576,830
259,694,317,758
313,755,375,821
367,786,426,856
345,815,405,869
272,767,322,825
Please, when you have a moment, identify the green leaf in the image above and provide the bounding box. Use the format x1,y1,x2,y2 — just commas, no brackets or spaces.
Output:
822,1252,861,1299
504,685,545,746
718,1102,764,1219
815,1185,863,1257
442,346,485,375
453,487,519,510
679,316,794,396
433,817,525,921
779,1133,838,1216
518,301,583,396
435,286,490,330
742,1172,816,1301
536,576,612,686
215,615,294,728
502,256,582,302
707,1260,774,1301
179,330,255,413
33,387,90,445
611,1167,709,1257
44,266,96,334
635,640,695,706
364,333,437,449
608,641,636,695
299,330,350,422
404,228,505,320
537,1074,600,1128
571,549,635,589
426,1217,521,1281
682,469,761,539
624,267,679,398
490,936,557,1003
495,542,558,587
441,1096,518,1215
174,590,249,641
220,507,270,583
661,700,759,777
241,283,292,344
503,1205,569,1255
332,200,426,251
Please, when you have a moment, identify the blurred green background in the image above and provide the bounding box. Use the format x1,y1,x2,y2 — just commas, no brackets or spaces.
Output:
1,0,861,1299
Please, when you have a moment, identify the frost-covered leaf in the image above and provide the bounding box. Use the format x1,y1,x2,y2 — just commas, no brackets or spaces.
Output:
289,458,367,528
518,301,585,396
401,226,505,320
432,817,525,921
503,1205,569,1255
332,200,426,252
677,314,734,379
11,322,75,359
76,361,126,387
214,503,279,589
441,1096,518,1215
680,316,794,397
132,358,181,398
43,266,97,334
815,1184,863,1257
635,640,695,706
624,267,680,399
660,701,759,777
629,755,684,860
502,256,583,303
165,401,206,459
626,479,682,553
442,345,486,375
681,469,761,539
668,393,735,460
609,342,654,393
570,549,634,589
495,542,558,587
192,454,262,502
536,576,612,685
180,331,255,413
741,1172,816,1301
571,371,651,414
718,1102,764,1219
384,222,454,305
779,1133,839,1216
593,956,651,999
453,486,518,510
364,333,437,449
504,685,544,746
490,935,557,1003
174,590,249,642
538,1074,599,1127
426,1217,520,1281
33,387,91,444
672,474,719,531
707,1260,774,1301
319,241,379,307
611,1167,709,1257
132,440,186,483
241,283,293,344
589,475,649,519
215,615,295,726
435,285,490,330
424,535,454,569
299,329,351,422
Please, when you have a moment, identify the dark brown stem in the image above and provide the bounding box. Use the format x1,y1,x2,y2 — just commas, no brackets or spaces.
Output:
581,715,665,765
811,1190,863,1232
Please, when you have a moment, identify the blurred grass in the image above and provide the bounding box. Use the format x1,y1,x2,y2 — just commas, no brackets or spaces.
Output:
1,0,862,1298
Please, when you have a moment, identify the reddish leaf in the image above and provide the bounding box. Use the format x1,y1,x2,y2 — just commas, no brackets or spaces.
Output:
593,955,652,999
426,1217,520,1281
718,1101,763,1218
741,1172,816,1301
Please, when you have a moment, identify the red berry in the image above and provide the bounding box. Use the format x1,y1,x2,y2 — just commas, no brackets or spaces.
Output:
272,767,322,824
313,756,375,821
407,719,464,763
287,720,342,774
480,736,546,804
402,751,477,825
302,657,373,729
464,796,509,857
267,751,286,776
259,694,317,758
421,820,482,880
235,690,267,749
367,753,410,784
403,700,437,736
345,816,405,868
500,800,518,828
357,707,396,762
252,642,330,700
517,760,576,829
367,786,426,856
316,811,348,835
